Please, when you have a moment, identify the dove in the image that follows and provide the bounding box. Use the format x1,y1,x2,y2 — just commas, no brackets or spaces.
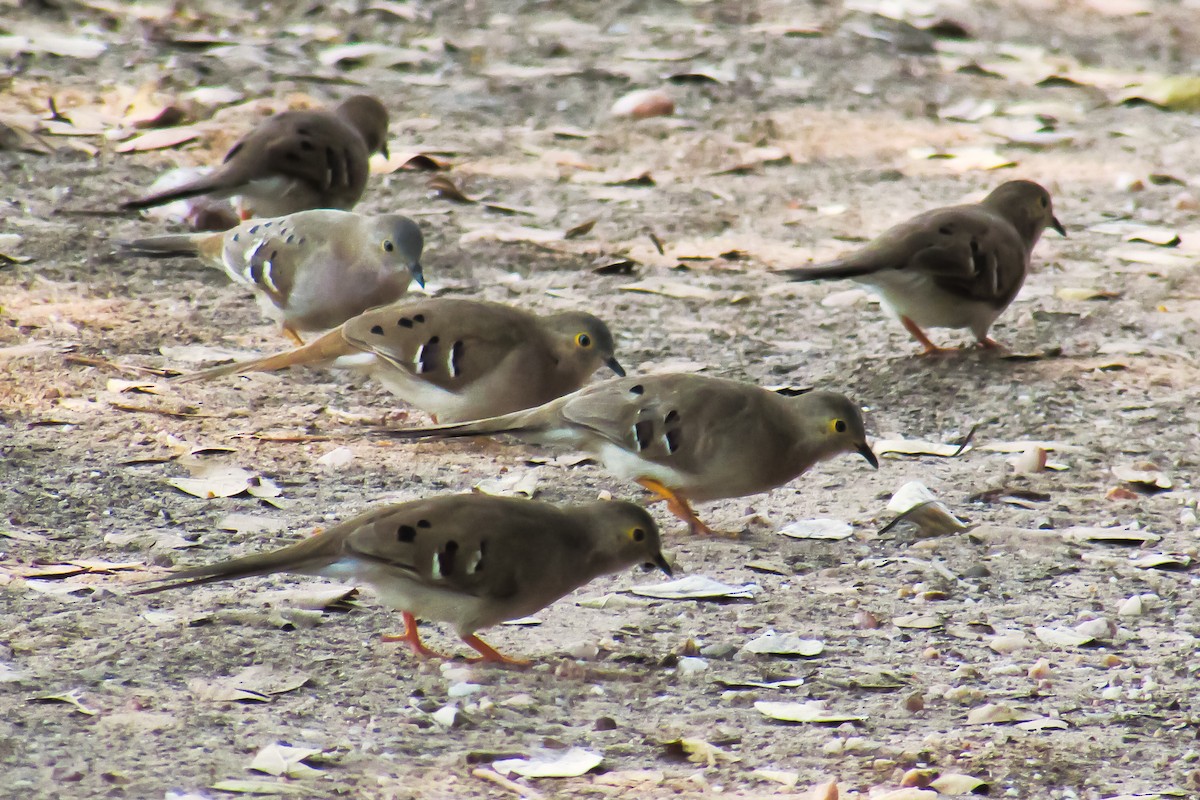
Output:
121,95,389,219
781,180,1065,354
173,298,626,423
386,374,878,536
131,495,671,665
123,210,425,343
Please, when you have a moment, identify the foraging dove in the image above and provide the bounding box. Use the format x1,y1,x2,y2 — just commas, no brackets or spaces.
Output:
123,210,424,343
132,494,671,664
174,298,625,422
121,95,389,219
781,180,1065,353
387,374,878,535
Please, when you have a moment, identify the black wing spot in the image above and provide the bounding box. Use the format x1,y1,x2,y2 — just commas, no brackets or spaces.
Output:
664,409,680,424
285,152,301,162
417,519,431,528
397,524,417,543
300,140,314,151
370,325,384,335
633,420,654,451
427,335,439,344
629,384,644,395
232,233,240,242
437,540,459,576
969,239,980,253
413,314,426,323
664,429,681,454
939,225,954,236
286,235,296,244
398,317,414,328
296,127,312,136
270,249,278,261
248,225,259,234
262,221,273,228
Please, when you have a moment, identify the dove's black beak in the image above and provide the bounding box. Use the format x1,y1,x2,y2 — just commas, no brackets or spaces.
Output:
410,262,425,289
1051,215,1066,237
650,553,673,577
605,357,626,377
857,442,879,469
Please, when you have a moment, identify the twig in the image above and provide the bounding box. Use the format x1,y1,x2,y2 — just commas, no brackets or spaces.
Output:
65,354,175,378
471,768,544,799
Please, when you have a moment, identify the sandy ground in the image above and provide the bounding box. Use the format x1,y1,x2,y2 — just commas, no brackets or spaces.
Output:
3,1,1200,798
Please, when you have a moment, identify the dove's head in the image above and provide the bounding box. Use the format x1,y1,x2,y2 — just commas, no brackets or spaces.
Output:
789,390,878,469
339,95,391,158
580,501,671,578
547,311,624,378
983,180,1066,246
373,215,426,288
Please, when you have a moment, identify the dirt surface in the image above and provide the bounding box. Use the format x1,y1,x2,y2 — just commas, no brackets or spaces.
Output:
4,1,1200,798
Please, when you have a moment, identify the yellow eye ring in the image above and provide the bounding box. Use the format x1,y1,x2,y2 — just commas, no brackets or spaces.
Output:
576,333,592,347
830,419,847,434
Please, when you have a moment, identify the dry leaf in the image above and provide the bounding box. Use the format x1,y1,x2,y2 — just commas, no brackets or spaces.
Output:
662,738,741,767
1131,553,1192,570
630,575,758,600
493,748,602,778
619,279,721,301
29,689,98,716
474,469,540,498
908,145,1016,171
1111,463,1173,491
249,744,323,778
0,33,107,59
113,127,203,153
881,482,969,537
1118,76,1200,110
1034,626,1095,647
188,665,310,703
873,438,969,457
754,700,865,724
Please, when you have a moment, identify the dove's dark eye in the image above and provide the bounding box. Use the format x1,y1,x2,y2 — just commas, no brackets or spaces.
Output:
833,419,847,433
576,333,592,347
629,527,646,542
383,240,395,252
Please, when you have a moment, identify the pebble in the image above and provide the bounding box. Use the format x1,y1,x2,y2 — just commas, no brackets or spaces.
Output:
1118,595,1143,617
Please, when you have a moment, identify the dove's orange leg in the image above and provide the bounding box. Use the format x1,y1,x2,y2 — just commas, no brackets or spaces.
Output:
462,634,531,667
900,317,947,355
976,337,1003,350
635,477,725,537
382,612,451,659
281,325,305,346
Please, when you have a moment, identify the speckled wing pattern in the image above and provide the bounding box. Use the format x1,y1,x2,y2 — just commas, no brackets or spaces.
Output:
340,301,537,393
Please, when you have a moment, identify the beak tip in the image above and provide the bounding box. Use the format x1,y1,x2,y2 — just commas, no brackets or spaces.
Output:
606,357,626,377
655,555,673,577
411,264,425,288
1052,217,1067,237
858,444,879,469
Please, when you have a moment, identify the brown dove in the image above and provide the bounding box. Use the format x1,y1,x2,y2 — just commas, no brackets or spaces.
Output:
122,95,389,219
131,494,671,665
123,210,424,343
781,180,1065,354
173,298,625,423
387,374,877,536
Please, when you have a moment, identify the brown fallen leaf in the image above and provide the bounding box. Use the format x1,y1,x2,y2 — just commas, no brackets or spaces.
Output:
113,126,203,153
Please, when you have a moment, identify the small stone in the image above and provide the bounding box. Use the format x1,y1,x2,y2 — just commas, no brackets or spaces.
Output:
921,647,941,660
1074,617,1113,640
699,642,737,659
902,692,925,713
1027,658,1052,680
1100,686,1123,701
677,657,709,677
1118,595,1144,617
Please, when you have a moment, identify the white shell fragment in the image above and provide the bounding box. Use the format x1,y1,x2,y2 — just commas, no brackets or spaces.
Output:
754,700,865,724
779,518,853,540
742,631,824,657
630,575,759,600
493,748,603,778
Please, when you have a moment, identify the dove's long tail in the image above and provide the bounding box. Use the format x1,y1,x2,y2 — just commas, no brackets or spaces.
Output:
779,258,883,282
120,233,205,257
121,174,231,212
129,533,338,596
172,328,352,384
386,407,547,441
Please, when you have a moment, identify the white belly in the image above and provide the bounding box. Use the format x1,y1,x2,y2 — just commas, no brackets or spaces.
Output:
860,271,1000,339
